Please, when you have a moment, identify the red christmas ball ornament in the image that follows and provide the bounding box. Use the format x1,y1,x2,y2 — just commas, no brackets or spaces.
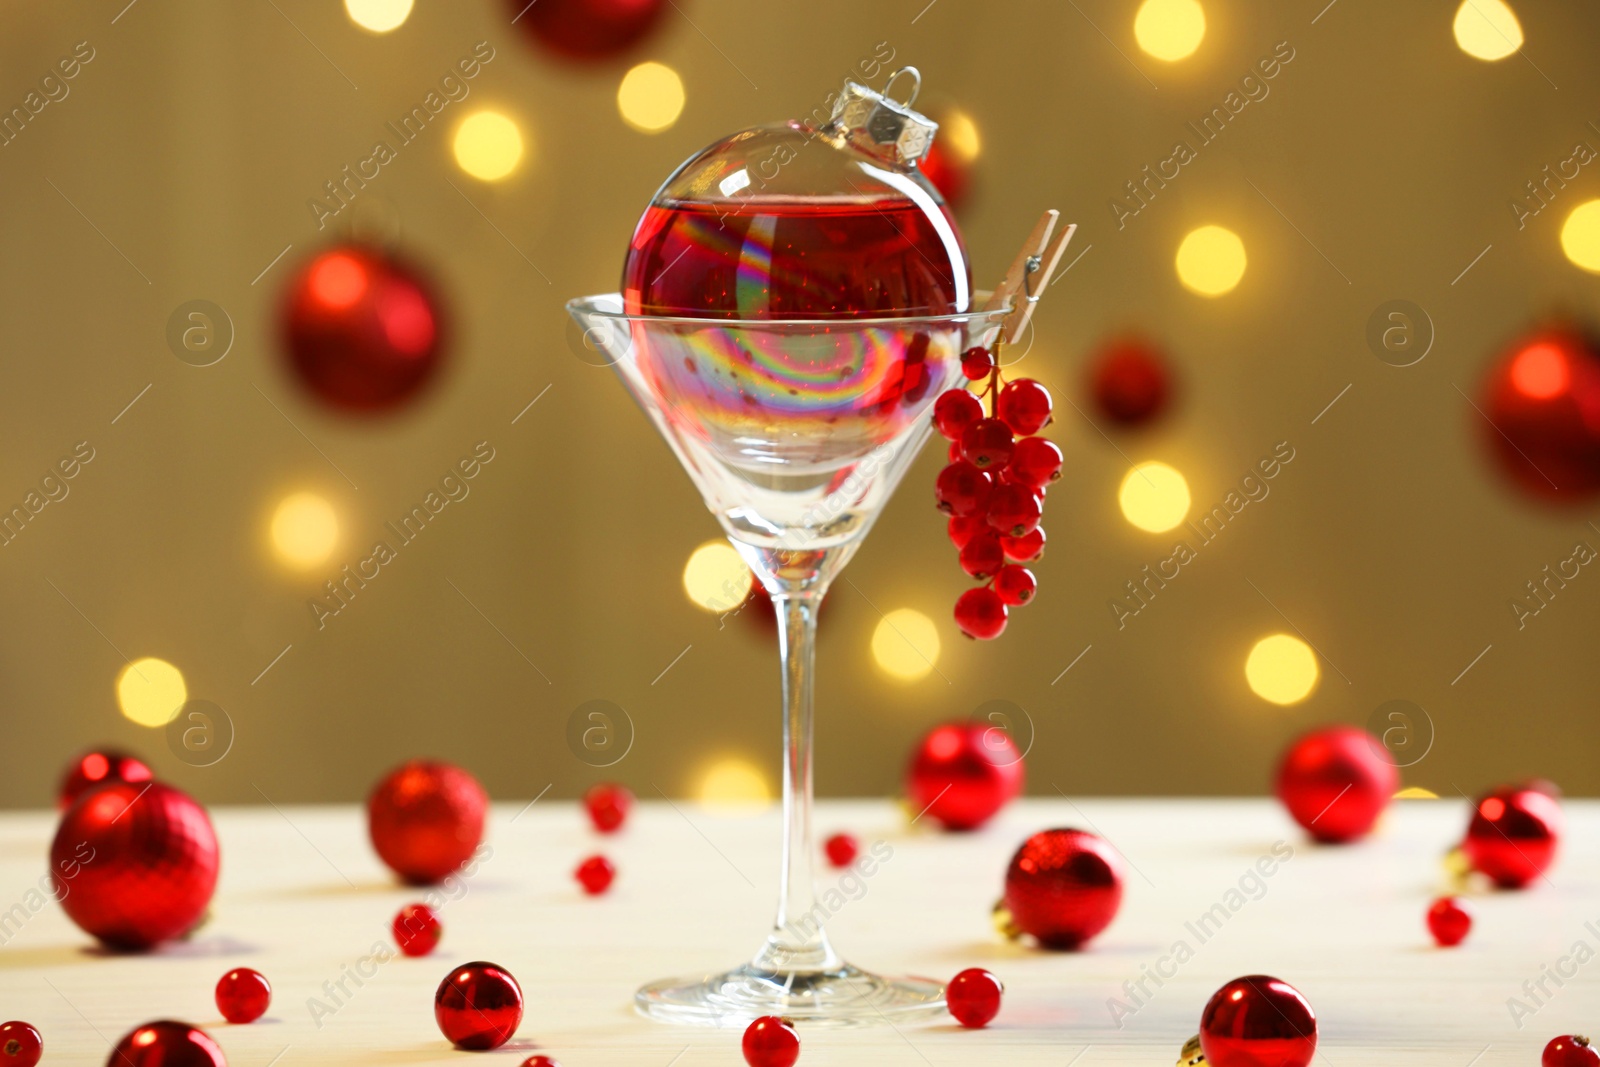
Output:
435,962,523,1051
393,903,442,957
0,1021,41,1067
905,722,1024,831
57,748,152,811
367,760,487,885
505,0,668,62
1199,975,1317,1067
1274,726,1397,843
1426,896,1471,947
575,854,616,895
998,828,1123,949
214,968,271,1024
741,1016,799,1067
823,832,859,868
106,1021,226,1067
583,782,633,833
1478,327,1600,502
280,244,447,414
1462,784,1562,888
1090,336,1174,427
1544,1036,1599,1067
51,781,218,950
946,968,1003,1028
521,1058,563,1067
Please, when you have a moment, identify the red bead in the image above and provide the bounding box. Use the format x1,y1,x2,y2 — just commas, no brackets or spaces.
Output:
954,586,1008,639
824,832,859,868
992,565,1036,606
741,1016,799,1067
986,483,1042,538
960,346,994,381
958,530,1004,581
1543,1036,1599,1067
1199,976,1317,1067
997,379,1052,435
1426,896,1471,947
106,1021,226,1067
1274,726,1397,843
0,1022,41,1067
52,782,218,950
906,722,1023,829
576,855,616,895
1003,828,1123,948
960,418,1015,471
367,760,487,885
934,389,984,441
393,903,442,957
1463,785,1562,888
215,968,271,1024
947,514,984,550
583,782,633,834
521,1058,564,1067
946,968,1003,1028
506,0,667,62
1090,338,1173,427
56,748,152,811
936,462,993,517
435,962,524,1051
1007,437,1063,488
1479,328,1600,502
1001,527,1046,563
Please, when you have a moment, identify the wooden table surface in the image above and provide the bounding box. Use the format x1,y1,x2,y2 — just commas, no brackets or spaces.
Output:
0,798,1592,1065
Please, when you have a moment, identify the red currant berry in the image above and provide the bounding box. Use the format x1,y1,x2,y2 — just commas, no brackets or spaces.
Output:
394,902,442,956
960,346,994,381
959,530,1005,581
575,854,616,895
948,514,984,550
1001,527,1046,562
742,1016,800,1067
946,968,1003,1028
108,1022,224,1067
997,378,1053,435
934,388,984,440
824,832,859,868
215,967,272,1024
1544,1036,1599,1067
993,565,1037,606
583,782,633,834
936,462,992,517
0,1022,41,1067
435,962,523,1050
955,587,1008,640
1425,896,1470,947
1008,436,1063,488
960,418,1016,470
521,1058,563,1067
986,483,1042,538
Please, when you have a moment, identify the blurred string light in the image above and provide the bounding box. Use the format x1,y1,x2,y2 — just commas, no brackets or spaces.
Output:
617,62,686,133
1175,225,1247,296
453,110,524,182
1560,199,1600,273
1394,786,1440,799
1118,462,1191,533
1244,634,1318,705
117,658,188,727
682,540,752,612
1452,0,1523,61
344,0,414,33
1134,0,1207,61
942,109,981,163
271,492,339,570
697,757,771,811
870,608,940,681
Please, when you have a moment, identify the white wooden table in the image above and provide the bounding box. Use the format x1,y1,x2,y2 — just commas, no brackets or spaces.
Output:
0,799,1592,1065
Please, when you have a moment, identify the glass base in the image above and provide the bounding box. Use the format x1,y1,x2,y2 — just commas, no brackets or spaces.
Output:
635,961,946,1028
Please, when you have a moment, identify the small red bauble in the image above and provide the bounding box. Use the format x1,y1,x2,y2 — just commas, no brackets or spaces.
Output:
1090,337,1174,427
1274,726,1397,843
215,968,271,1024
51,781,218,950
1463,785,1563,888
506,0,668,62
393,903,443,957
1199,976,1316,1067
1478,327,1600,502
0,1022,41,1067
741,1016,799,1067
906,722,1023,830
823,832,859,868
521,1058,564,1067
435,961,523,1051
1000,828,1123,949
583,782,633,833
575,854,616,895
1544,1036,1599,1067
106,1021,226,1067
367,760,487,885
946,968,1003,1028
1426,896,1471,947
57,748,152,811
280,244,446,414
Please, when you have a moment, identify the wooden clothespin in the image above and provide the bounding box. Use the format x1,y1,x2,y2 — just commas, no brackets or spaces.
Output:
983,211,1077,346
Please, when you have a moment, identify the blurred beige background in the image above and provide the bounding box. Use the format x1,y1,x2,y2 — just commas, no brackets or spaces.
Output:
2,0,1597,809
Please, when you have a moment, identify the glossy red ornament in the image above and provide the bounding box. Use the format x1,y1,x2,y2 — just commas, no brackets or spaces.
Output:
393,903,442,956
946,968,1003,1028
1462,784,1563,888
435,961,523,1051
367,760,487,885
575,854,616,895
1090,337,1173,427
1001,828,1123,949
106,1021,226,1067
1478,327,1600,502
57,748,153,811
1543,1036,1599,1067
215,968,271,1024
521,1058,563,1067
280,244,446,414
0,1022,41,1067
1199,975,1317,1067
583,782,633,833
1426,896,1471,947
51,781,218,950
1274,726,1397,843
906,722,1024,830
506,0,668,62
823,832,859,868
741,1016,799,1067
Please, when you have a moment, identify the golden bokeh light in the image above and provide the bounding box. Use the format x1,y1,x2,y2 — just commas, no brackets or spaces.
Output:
1452,0,1523,61
682,540,752,613
1394,786,1440,799
1245,634,1319,705
117,657,188,727
1176,225,1247,296
617,62,686,133
452,110,525,182
697,758,772,811
870,608,941,681
1119,462,1191,533
943,109,981,163
271,492,339,570
344,0,414,33
1559,199,1600,273
1135,0,1207,61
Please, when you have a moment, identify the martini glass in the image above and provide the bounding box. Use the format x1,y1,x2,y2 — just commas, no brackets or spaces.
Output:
567,292,1007,1026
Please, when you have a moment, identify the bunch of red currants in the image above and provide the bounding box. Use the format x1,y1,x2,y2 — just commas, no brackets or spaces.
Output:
933,345,1061,639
